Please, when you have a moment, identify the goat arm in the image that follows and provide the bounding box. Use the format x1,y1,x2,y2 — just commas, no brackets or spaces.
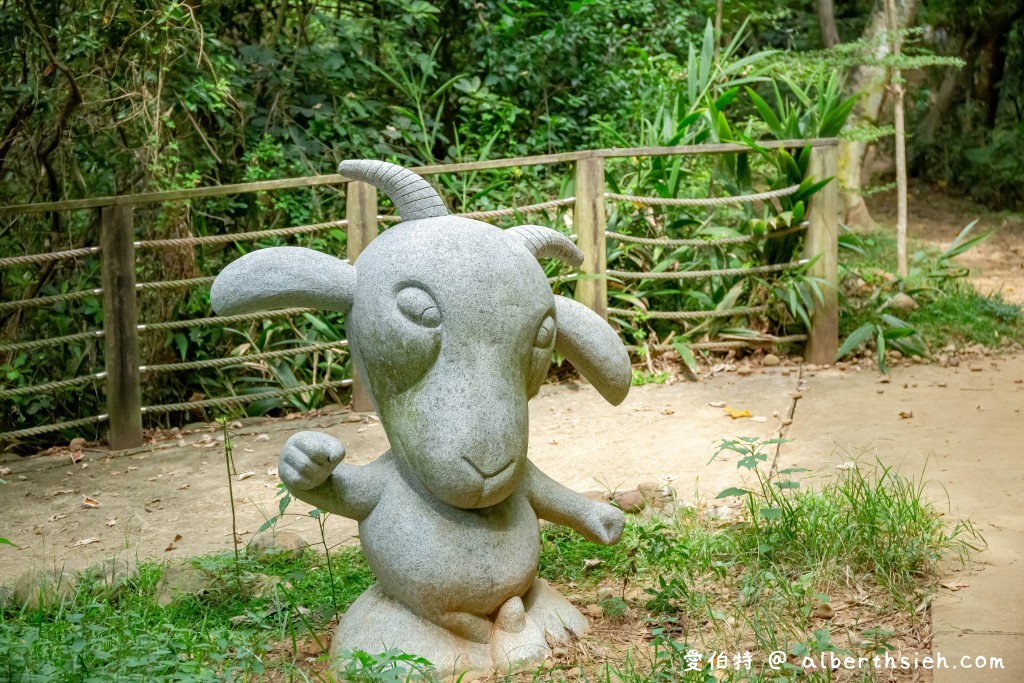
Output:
278,431,383,521
524,460,624,545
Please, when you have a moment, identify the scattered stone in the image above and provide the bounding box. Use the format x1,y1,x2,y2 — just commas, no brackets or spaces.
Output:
877,376,891,384
89,556,139,599
890,350,903,360
247,530,307,561
970,364,983,372
938,354,949,367
814,603,836,619
613,490,646,514
596,586,616,602
835,361,848,371
938,382,948,388
346,413,363,423
736,364,753,376
12,567,77,610
762,354,780,367
888,292,919,312
584,603,603,618
805,364,820,372
155,563,215,607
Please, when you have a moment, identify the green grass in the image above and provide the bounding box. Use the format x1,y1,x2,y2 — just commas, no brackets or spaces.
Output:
1,442,982,682
907,289,1022,347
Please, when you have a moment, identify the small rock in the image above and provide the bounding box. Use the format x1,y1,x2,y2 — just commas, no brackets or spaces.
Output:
938,354,949,367
247,530,307,561
613,490,646,514
814,603,836,619
835,361,848,371
763,354,780,367
890,350,903,360
584,603,603,618
636,482,660,496
580,490,610,503
877,376,891,384
937,382,948,388
805,364,820,371
736,364,752,376
596,586,616,602
155,563,215,607
970,364,983,372
346,413,363,423
889,292,919,312
12,567,77,610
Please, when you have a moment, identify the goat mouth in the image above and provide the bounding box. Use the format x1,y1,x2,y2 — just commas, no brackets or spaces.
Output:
463,456,514,480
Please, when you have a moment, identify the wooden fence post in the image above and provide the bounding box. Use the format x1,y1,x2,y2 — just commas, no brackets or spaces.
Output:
101,204,144,450
804,145,840,365
345,181,378,413
573,156,608,319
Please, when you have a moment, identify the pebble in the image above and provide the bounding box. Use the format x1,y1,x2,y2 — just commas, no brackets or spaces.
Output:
346,413,363,423
762,354,780,367
737,365,752,376
596,586,616,602
814,603,836,619
584,603,603,618
613,490,646,513
248,530,307,561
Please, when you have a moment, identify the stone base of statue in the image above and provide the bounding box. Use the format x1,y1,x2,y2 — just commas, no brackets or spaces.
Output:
330,578,588,676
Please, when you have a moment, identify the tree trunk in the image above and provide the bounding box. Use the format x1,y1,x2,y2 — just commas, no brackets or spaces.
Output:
816,0,841,49
838,0,919,229
886,0,908,277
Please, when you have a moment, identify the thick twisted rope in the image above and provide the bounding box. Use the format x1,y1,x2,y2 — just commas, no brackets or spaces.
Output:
455,197,576,220
140,378,353,414
0,372,106,399
137,308,313,333
607,260,807,281
134,220,349,249
606,222,807,248
0,288,103,313
137,276,216,291
140,340,348,374
608,305,768,320
0,329,105,354
0,246,101,269
606,185,799,207
0,414,108,441
627,334,808,353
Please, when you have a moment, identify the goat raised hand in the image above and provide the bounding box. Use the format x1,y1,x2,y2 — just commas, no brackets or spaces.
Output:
210,160,631,675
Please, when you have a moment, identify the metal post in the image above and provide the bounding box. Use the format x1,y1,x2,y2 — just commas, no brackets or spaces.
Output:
345,181,378,413
573,156,608,319
100,204,144,450
804,145,840,365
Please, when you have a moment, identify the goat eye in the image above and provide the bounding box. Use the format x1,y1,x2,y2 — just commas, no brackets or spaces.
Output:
396,287,441,328
534,315,555,348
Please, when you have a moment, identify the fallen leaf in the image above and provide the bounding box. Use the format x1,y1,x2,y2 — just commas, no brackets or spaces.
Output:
70,537,100,548
0,466,10,476
69,451,84,464
48,512,67,522
82,496,101,509
751,415,768,423
238,470,255,481
285,412,303,421
165,533,182,552
253,433,270,442
582,558,603,569
708,401,726,408
941,580,969,591
105,517,117,527
898,410,914,419
177,483,190,490
127,466,138,472
723,406,752,419
267,467,278,477
243,448,254,453
50,489,75,497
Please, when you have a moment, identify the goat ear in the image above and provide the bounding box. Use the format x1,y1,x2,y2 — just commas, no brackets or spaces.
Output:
211,247,356,315
554,295,631,405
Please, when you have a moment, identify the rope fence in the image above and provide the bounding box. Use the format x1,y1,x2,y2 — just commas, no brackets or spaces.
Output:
140,378,353,414
140,340,348,374
608,305,769,320
607,259,808,281
605,184,799,207
606,222,807,248
0,141,839,448
0,414,109,441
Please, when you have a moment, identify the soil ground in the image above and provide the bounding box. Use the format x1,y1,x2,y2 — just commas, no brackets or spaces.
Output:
1,190,1022,681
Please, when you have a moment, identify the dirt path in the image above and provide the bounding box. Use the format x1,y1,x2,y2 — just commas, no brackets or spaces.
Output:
874,188,1024,303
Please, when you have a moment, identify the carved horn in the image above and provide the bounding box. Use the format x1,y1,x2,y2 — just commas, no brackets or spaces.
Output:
338,160,448,221
506,225,584,268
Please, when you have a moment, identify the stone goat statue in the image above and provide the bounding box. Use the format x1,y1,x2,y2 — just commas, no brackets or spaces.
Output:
210,160,631,675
